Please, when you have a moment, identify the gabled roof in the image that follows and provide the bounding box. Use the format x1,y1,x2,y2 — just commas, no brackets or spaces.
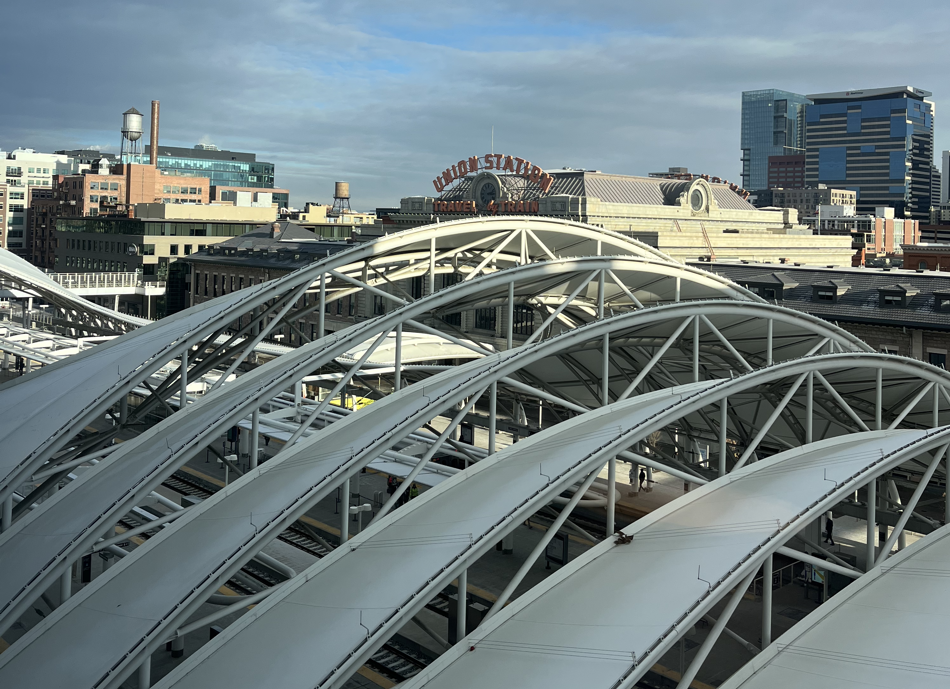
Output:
746,272,800,287
440,171,757,210
813,279,850,290
690,261,950,330
879,283,920,295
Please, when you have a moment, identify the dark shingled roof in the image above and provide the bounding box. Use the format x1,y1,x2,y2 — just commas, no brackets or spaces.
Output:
688,261,950,331
181,221,353,270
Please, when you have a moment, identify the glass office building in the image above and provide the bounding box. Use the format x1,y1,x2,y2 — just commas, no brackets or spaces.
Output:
145,145,275,188
804,86,935,220
741,89,812,191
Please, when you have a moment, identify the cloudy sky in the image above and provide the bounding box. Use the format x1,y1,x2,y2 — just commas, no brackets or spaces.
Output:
3,0,950,209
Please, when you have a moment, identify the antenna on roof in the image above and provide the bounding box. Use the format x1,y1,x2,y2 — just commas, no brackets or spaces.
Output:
491,125,494,155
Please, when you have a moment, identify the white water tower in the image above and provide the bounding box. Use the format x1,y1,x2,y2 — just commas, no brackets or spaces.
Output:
120,107,144,164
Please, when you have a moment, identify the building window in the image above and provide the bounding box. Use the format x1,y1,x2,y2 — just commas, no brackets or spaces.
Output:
882,294,903,308
512,305,534,336
474,307,496,332
816,289,834,302
919,261,929,271
169,244,179,255
184,244,192,255
90,182,99,190
441,312,462,327
410,275,424,299
929,351,947,369
239,276,244,290
204,273,209,296
373,295,385,315
142,244,155,255
213,275,218,297
109,183,119,191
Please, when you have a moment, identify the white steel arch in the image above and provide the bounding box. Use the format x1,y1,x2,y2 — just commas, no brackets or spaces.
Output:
1,218,942,689
0,248,146,334
720,522,950,689
2,346,947,689
142,362,950,689
0,216,745,520
0,256,760,641
394,429,950,689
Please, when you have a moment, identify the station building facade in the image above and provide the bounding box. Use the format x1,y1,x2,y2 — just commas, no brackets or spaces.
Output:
384,155,855,266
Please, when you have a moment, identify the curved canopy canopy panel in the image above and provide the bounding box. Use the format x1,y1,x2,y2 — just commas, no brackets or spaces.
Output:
2,217,947,689
721,523,950,689
0,256,754,644
396,429,950,689
3,346,948,689
154,420,948,689
0,247,146,334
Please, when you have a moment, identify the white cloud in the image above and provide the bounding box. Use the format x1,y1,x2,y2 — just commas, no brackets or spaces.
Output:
2,0,950,207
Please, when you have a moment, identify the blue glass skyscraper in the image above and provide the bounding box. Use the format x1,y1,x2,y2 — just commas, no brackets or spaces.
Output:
805,86,935,220
741,89,812,191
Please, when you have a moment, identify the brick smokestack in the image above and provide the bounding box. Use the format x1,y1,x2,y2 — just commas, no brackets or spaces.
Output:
150,100,160,167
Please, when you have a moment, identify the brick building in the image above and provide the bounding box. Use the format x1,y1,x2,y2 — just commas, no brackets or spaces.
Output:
901,243,950,272
29,163,211,269
767,155,805,189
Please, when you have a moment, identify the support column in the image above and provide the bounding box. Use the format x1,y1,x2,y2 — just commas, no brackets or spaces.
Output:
1,496,11,532
114,294,120,311
805,372,814,443
488,382,497,455
394,323,402,392
606,457,616,536
120,395,129,424
866,479,876,571
761,553,773,648
945,445,950,525
250,408,260,470
693,316,700,382
340,477,350,543
456,569,468,642
179,349,188,408
318,273,325,339
718,398,728,477
170,636,184,658
506,281,514,350
887,479,907,550
60,568,71,606
138,657,151,689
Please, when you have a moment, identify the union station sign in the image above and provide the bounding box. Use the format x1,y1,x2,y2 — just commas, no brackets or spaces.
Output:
432,154,554,194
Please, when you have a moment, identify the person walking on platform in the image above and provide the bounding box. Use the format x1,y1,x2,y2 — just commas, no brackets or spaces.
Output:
824,514,835,546
639,468,647,491
409,483,420,500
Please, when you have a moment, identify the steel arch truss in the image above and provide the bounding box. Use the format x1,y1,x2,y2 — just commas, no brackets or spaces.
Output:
0,255,799,650
137,355,950,689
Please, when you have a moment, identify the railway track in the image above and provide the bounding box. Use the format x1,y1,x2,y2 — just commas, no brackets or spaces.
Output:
366,635,434,684
161,470,331,559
